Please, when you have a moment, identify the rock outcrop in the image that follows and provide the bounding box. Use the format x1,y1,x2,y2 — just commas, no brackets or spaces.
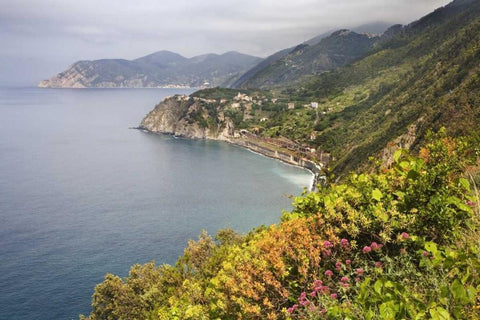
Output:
139,95,234,141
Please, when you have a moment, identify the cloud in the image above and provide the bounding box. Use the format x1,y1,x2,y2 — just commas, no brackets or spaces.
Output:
0,0,451,85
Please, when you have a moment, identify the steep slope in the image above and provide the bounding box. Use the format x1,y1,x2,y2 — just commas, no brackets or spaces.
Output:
139,0,480,176
38,51,262,88
229,47,294,88
232,23,390,89
296,0,480,173
234,30,379,89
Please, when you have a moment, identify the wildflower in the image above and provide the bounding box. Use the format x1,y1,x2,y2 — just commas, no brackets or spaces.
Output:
330,293,337,299
355,277,361,282
300,300,309,306
287,304,298,314
324,270,333,277
423,251,429,257
310,291,317,297
340,282,350,288
320,308,327,314
313,279,323,287
370,242,382,251
335,261,342,270
340,238,350,248
355,268,364,275
323,249,332,257
341,276,349,282
400,248,407,255
345,259,351,265
375,261,383,268
299,292,309,306
317,286,330,294
466,201,475,207
363,246,372,254
400,232,410,239
323,240,333,248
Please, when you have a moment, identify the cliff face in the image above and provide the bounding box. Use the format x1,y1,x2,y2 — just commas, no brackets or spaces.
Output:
140,95,234,140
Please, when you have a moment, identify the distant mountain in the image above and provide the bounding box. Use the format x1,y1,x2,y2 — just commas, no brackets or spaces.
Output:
232,30,379,89
38,51,262,88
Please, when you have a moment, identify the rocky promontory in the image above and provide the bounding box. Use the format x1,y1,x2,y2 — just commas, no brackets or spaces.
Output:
139,95,235,140
139,91,325,188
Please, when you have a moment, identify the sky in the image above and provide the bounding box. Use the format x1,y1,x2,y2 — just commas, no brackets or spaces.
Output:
0,0,451,86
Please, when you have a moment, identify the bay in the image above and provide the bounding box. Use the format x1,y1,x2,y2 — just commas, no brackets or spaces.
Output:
0,87,312,320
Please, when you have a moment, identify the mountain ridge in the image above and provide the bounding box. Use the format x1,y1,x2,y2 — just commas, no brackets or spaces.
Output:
38,51,262,88
232,29,380,89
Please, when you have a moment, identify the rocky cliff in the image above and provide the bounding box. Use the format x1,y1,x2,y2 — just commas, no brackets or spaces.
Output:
139,95,235,140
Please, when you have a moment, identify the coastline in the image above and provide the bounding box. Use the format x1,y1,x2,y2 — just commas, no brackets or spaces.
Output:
135,127,323,191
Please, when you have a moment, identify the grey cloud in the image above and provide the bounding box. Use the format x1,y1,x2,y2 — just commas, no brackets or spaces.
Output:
0,0,451,85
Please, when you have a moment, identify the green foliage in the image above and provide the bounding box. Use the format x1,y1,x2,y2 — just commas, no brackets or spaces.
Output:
83,134,480,320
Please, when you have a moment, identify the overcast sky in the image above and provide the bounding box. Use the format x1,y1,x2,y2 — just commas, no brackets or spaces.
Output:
1,0,450,86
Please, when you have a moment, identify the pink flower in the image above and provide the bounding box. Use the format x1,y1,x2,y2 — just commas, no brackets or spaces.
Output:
287,307,294,314
375,261,383,268
335,261,342,270
313,279,323,287
355,268,364,275
345,259,351,265
310,291,317,297
401,232,410,239
363,246,372,254
287,304,298,314
340,282,349,288
323,249,332,257
340,238,350,248
318,286,329,294
355,277,361,282
299,292,307,300
330,293,337,299
324,270,333,277
370,242,382,251
300,299,309,306
423,251,429,257
323,240,333,248
341,276,349,282
466,201,475,207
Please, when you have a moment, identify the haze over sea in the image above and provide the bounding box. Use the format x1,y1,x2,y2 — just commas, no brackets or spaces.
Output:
0,87,312,320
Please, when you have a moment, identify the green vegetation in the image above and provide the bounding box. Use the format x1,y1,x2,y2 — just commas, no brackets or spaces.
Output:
185,0,480,175
82,1,480,318
81,133,480,320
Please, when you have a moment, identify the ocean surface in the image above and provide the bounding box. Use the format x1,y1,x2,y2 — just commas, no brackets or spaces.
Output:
0,87,312,320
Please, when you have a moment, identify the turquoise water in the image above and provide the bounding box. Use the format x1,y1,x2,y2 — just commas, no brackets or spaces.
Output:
0,87,312,319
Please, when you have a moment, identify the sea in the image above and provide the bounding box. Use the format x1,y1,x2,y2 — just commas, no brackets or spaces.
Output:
0,87,312,320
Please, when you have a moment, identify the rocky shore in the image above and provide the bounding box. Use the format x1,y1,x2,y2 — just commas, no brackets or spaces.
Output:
138,95,324,190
